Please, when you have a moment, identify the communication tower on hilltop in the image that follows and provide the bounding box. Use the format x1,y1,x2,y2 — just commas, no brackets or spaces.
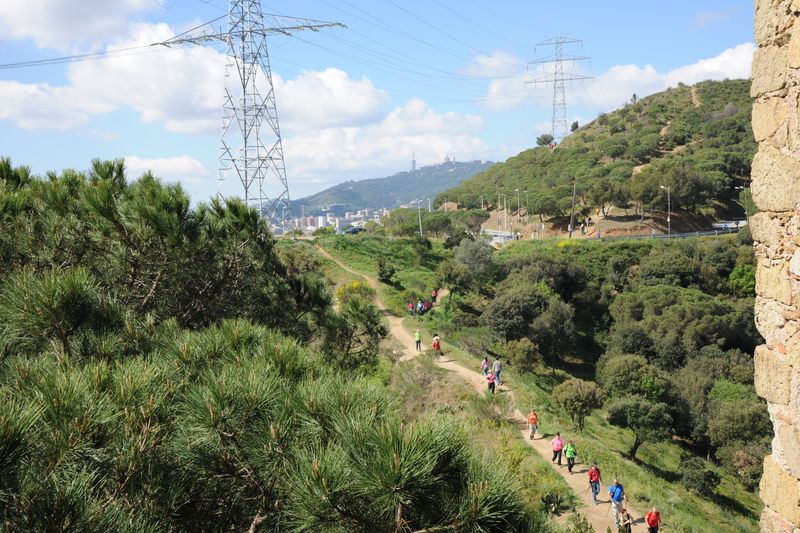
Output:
412,151,416,172
526,35,592,143
159,1,343,228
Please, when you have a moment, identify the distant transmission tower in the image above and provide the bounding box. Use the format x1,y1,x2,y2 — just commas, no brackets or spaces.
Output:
159,1,343,229
526,35,592,142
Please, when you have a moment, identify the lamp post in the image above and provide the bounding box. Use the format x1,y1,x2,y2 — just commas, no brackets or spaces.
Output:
660,185,671,236
734,185,748,219
524,189,529,225
417,200,423,237
498,193,507,232
515,188,520,222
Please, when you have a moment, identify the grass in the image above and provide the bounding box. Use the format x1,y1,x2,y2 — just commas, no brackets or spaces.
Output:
321,234,763,533
435,339,762,533
389,354,578,524
317,234,448,314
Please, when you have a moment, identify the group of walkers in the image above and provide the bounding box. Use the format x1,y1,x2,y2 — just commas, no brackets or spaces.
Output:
480,355,503,393
407,289,438,316
409,314,666,533
528,409,664,533
415,328,442,356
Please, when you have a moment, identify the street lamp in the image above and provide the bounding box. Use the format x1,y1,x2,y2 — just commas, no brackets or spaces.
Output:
515,188,520,222
498,193,507,232
734,185,748,219
524,189,529,225
660,185,671,237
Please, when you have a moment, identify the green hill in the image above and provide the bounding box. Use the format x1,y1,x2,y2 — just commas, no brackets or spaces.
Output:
293,159,494,215
440,79,755,220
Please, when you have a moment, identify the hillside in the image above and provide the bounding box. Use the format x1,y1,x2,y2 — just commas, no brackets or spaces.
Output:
293,159,494,214
441,80,755,220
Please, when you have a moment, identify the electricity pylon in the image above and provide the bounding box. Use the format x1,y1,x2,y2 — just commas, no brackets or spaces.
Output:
526,35,592,143
159,1,343,230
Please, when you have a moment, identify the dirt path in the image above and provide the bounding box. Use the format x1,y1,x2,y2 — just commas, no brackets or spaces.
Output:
316,245,644,531
690,86,701,108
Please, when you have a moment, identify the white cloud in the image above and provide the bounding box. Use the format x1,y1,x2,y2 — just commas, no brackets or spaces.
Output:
691,7,738,31
581,42,755,109
283,99,488,193
125,155,210,185
275,69,389,132
0,0,152,50
0,23,395,136
481,43,756,112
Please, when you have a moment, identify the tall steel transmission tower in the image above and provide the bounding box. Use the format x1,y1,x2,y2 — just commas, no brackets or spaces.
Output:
159,2,343,229
526,36,592,143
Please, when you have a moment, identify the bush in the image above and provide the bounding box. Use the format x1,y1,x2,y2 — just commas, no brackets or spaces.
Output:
680,457,721,495
469,391,514,427
552,378,604,431
504,338,541,373
377,258,396,283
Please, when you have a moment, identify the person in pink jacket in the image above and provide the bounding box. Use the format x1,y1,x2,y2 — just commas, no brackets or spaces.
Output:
551,432,564,466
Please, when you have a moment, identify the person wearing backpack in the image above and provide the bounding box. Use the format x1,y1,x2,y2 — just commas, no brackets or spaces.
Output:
431,334,441,359
564,439,577,473
608,478,626,531
587,462,602,504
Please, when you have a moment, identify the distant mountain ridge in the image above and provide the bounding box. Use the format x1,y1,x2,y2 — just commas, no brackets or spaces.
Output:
292,160,494,215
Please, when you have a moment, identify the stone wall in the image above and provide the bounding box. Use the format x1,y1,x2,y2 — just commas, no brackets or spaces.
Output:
752,1,800,531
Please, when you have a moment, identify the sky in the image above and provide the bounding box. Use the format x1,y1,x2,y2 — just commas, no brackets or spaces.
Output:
0,0,755,202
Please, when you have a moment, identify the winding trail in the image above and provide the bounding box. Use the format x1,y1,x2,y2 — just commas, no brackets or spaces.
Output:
316,244,644,531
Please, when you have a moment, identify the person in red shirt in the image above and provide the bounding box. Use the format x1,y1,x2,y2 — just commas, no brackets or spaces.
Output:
645,507,662,533
486,371,496,394
587,462,602,505
527,409,538,440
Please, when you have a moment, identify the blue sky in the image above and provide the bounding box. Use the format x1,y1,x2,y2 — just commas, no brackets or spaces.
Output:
0,0,754,202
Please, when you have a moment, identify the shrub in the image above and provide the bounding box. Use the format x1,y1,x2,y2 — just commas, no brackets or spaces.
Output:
377,258,396,283
680,457,721,495
504,338,541,373
552,378,604,431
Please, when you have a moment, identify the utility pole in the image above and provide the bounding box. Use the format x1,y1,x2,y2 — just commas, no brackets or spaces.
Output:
515,188,521,222
158,2,343,230
660,185,671,236
568,180,577,238
418,200,423,237
428,198,431,212
524,189,529,225
480,195,484,209
526,36,592,143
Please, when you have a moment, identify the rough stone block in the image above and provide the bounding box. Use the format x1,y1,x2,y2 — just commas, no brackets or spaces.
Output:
756,345,793,405
752,212,784,247
752,46,789,96
761,506,800,533
752,146,800,212
758,260,793,304
756,0,797,47
776,410,800,479
754,98,789,141
756,297,790,344
761,455,800,526
791,18,800,67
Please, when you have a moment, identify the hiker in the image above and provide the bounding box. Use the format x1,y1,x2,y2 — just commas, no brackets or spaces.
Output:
588,462,603,505
619,507,633,533
580,222,586,235
407,302,414,316
527,409,538,440
416,299,424,315
414,329,422,352
480,356,490,376
492,357,502,386
645,507,662,533
431,334,441,358
486,371,496,394
608,478,626,530
422,300,431,313
564,439,577,473
550,432,564,465
431,288,437,302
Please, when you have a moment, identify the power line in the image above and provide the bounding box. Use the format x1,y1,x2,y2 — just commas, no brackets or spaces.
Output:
526,35,593,142
429,0,532,51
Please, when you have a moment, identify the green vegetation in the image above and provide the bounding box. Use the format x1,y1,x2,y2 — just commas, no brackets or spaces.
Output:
442,80,754,220
322,231,765,532
0,158,542,531
292,160,494,214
